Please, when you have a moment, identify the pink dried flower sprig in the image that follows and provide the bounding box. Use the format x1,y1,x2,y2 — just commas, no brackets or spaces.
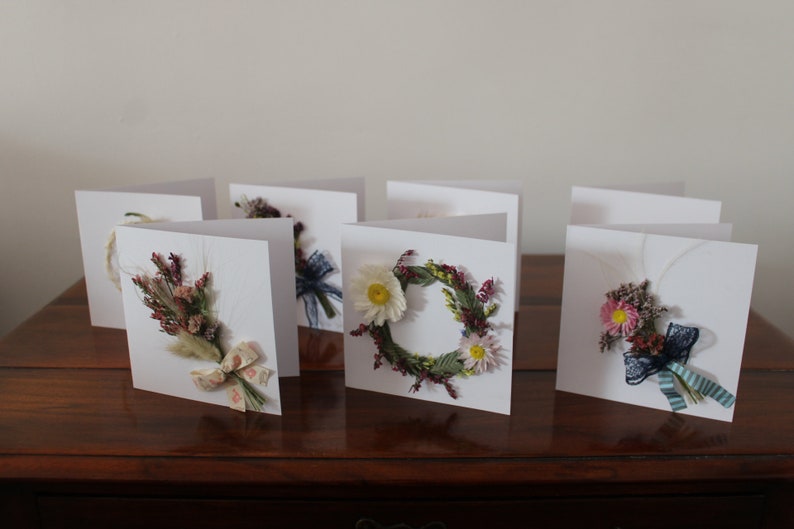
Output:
476,278,496,303
131,252,219,346
131,252,267,411
598,279,668,357
598,279,739,412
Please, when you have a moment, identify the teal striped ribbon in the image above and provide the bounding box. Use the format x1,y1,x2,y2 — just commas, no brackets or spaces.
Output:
658,361,736,411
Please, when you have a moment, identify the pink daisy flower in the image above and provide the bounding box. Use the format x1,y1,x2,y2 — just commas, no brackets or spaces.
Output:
600,298,639,336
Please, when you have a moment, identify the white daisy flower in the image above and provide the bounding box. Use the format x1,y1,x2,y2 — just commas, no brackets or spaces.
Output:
457,333,500,374
350,264,407,326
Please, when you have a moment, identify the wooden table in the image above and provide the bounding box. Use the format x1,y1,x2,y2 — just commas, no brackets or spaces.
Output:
1,255,793,529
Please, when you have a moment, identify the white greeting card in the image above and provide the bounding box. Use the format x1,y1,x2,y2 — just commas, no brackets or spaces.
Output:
594,181,686,196
229,178,363,333
387,179,522,308
75,178,217,329
556,224,757,422
592,223,733,241
342,213,517,415
570,185,722,225
116,218,300,415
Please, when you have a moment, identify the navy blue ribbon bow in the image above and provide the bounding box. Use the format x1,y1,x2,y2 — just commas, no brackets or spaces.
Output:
295,250,342,329
623,323,698,385
623,323,735,411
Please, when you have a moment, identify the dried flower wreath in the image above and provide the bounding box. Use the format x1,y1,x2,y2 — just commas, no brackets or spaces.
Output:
105,212,154,291
350,250,501,399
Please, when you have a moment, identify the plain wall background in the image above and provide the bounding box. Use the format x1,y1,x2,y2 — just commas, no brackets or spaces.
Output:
2,1,793,339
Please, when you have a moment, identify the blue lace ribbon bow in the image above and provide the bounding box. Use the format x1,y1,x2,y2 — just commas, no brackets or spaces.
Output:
295,250,342,329
623,323,736,411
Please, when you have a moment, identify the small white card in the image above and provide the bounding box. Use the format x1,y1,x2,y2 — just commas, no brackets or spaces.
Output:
387,179,522,308
342,213,517,415
229,178,363,332
75,178,217,329
570,185,722,225
556,224,757,422
116,219,300,415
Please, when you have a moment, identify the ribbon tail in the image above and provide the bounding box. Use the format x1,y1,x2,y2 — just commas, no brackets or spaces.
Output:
313,288,338,320
300,292,321,329
316,282,343,302
658,369,688,411
297,281,341,326
238,364,271,386
225,379,247,412
666,361,736,408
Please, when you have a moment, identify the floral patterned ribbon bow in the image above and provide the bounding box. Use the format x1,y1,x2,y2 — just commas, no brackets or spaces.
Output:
296,250,343,329
623,322,736,411
190,342,271,412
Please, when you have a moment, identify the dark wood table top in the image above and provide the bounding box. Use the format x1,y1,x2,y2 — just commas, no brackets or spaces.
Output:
1,255,793,489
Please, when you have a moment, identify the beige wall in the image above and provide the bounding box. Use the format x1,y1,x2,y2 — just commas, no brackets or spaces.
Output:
2,1,793,339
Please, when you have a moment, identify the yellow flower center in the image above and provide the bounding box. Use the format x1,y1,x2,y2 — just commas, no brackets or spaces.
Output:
612,309,628,324
469,344,486,360
367,283,391,306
